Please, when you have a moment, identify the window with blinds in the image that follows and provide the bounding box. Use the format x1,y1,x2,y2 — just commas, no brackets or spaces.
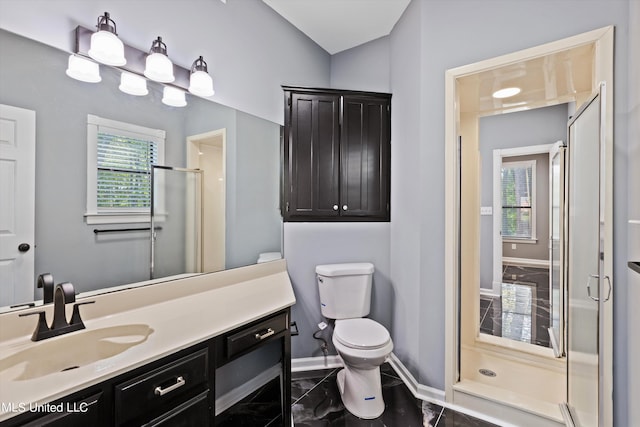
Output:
501,160,536,239
86,115,165,224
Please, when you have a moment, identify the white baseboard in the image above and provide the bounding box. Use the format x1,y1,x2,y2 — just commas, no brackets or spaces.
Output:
215,364,281,416
387,353,446,403
291,355,342,372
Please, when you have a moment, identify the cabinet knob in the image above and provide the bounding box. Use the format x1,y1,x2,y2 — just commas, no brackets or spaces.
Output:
333,205,338,211
342,205,348,211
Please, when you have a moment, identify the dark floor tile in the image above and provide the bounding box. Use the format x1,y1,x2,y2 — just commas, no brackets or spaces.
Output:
292,364,426,427
435,407,500,427
292,368,338,402
217,377,282,427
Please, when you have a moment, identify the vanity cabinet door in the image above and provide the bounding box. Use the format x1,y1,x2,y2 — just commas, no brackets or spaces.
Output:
20,391,106,427
142,391,210,427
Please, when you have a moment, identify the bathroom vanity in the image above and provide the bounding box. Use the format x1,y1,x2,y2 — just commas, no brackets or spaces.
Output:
0,260,295,426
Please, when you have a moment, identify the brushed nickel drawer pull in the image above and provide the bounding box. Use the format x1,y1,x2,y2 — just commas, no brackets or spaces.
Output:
255,328,275,340
154,376,185,396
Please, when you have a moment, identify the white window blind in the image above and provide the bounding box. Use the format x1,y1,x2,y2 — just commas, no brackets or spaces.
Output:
86,115,165,224
501,160,536,239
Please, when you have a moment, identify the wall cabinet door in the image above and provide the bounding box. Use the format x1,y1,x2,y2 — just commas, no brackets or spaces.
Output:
341,95,390,220
283,87,391,222
285,92,340,219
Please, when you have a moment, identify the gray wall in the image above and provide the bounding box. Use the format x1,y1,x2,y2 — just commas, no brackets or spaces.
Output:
330,36,391,93
478,104,568,289
284,223,392,358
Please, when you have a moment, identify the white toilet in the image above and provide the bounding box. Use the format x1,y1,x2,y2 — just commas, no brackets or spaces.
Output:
316,262,393,419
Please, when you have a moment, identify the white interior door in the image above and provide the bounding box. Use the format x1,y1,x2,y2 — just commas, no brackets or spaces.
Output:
0,104,36,307
563,87,609,427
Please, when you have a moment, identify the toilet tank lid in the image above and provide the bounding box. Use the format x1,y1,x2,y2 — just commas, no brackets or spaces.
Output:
315,262,374,276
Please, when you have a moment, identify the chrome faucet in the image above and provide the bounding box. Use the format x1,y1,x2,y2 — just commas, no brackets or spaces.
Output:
19,282,95,341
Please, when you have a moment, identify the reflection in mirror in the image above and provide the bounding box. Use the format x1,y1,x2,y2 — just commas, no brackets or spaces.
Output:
477,103,569,349
150,166,203,280
0,29,282,310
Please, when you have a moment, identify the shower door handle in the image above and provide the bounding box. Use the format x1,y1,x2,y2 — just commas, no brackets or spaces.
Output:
603,275,612,302
586,274,599,301
586,274,612,302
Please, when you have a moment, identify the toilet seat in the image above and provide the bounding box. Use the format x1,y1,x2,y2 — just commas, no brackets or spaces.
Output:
334,318,390,349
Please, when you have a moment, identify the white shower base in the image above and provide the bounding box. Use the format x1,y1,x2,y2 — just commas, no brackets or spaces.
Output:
456,345,565,426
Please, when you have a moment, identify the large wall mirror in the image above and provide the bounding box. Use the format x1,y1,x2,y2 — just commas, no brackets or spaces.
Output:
0,29,282,310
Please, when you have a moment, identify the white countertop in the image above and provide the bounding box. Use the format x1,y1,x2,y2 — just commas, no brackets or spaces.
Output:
0,260,295,421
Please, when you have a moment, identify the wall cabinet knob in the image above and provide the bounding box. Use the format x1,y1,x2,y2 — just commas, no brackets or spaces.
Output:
342,205,348,211
333,205,338,211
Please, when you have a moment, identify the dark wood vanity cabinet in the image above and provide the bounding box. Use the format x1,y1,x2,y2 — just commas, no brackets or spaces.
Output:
2,308,291,427
282,86,391,222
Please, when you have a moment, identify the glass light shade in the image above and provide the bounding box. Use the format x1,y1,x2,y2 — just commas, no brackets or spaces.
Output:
88,31,126,66
65,55,101,83
119,72,148,96
144,53,175,83
162,86,187,107
189,71,215,97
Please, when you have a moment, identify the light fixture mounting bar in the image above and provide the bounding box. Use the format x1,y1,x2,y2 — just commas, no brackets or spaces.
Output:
73,26,190,91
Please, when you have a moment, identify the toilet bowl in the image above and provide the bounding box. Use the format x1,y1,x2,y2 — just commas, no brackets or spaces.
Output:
332,318,393,419
315,262,393,419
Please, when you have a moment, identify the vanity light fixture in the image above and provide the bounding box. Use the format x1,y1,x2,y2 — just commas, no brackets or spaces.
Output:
162,86,187,107
188,56,215,97
65,54,101,83
119,71,149,96
87,12,126,66
144,37,175,83
492,87,521,99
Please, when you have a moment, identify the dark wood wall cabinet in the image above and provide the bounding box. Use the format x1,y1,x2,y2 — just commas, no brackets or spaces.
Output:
2,308,291,427
282,86,391,222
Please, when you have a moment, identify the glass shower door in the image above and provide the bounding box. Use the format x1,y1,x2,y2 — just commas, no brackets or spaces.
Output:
548,142,565,358
150,166,203,279
562,87,607,427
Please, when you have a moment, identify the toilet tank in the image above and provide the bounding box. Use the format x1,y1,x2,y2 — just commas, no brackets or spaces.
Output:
316,263,374,319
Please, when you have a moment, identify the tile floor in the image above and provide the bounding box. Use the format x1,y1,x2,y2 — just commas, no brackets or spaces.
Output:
292,364,498,427
480,264,552,348
219,363,500,426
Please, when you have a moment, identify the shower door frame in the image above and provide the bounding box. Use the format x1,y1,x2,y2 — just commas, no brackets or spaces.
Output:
150,165,204,279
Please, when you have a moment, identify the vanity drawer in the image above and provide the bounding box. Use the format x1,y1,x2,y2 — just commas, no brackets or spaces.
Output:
226,312,288,359
114,349,209,425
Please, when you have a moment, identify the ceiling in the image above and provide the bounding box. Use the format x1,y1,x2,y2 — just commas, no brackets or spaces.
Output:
262,0,411,54
457,43,595,115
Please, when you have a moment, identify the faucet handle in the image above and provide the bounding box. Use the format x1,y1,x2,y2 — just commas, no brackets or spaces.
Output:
70,300,95,327
19,311,50,341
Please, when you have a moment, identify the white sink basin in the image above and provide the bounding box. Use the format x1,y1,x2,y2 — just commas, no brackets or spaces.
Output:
0,324,153,381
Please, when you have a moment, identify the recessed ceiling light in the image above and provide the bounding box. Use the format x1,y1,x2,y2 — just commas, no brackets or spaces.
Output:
492,87,521,99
